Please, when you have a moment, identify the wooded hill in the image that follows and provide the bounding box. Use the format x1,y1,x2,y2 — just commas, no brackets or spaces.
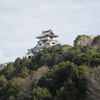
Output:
0,35,100,100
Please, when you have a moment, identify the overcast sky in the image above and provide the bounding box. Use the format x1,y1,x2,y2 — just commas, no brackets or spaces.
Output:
0,0,100,63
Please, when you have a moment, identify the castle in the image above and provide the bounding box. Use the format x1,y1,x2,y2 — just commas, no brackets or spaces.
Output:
27,29,59,58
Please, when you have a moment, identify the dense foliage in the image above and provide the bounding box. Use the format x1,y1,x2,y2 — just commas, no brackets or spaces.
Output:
0,35,100,100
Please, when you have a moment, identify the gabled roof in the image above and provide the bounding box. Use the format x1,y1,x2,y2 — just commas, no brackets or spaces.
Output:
36,30,58,38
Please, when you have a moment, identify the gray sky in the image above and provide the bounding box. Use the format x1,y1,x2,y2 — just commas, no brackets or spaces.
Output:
0,0,100,63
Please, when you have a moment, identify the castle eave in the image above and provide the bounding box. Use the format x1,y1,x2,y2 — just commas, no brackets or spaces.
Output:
36,35,58,38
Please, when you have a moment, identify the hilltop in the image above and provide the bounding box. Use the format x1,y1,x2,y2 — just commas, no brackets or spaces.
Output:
0,35,100,100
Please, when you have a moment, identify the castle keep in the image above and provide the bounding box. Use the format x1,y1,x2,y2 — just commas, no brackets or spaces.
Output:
27,30,59,58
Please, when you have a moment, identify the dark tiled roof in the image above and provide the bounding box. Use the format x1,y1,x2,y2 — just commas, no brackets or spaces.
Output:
36,30,58,38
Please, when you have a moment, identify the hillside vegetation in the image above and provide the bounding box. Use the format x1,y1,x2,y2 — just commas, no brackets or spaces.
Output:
0,35,100,100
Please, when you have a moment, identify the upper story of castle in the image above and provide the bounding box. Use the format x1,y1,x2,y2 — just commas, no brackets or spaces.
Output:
36,30,58,41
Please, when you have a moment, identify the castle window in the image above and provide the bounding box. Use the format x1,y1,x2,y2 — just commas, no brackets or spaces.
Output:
28,56,31,58
52,42,55,44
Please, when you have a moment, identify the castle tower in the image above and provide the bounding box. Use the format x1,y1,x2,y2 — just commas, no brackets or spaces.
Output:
27,29,59,58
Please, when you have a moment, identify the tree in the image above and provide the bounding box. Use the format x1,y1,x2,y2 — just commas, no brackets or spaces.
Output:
85,66,100,100
81,45,92,53
32,44,63,69
31,66,49,87
15,57,22,66
74,35,92,47
64,47,81,62
17,77,32,100
7,77,23,97
0,75,8,99
31,87,52,100
5,63,14,78
0,75,7,87
19,67,30,78
73,50,100,67
60,44,72,53
92,35,100,49
8,95,16,100
0,64,7,70
96,47,100,52
54,65,90,100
